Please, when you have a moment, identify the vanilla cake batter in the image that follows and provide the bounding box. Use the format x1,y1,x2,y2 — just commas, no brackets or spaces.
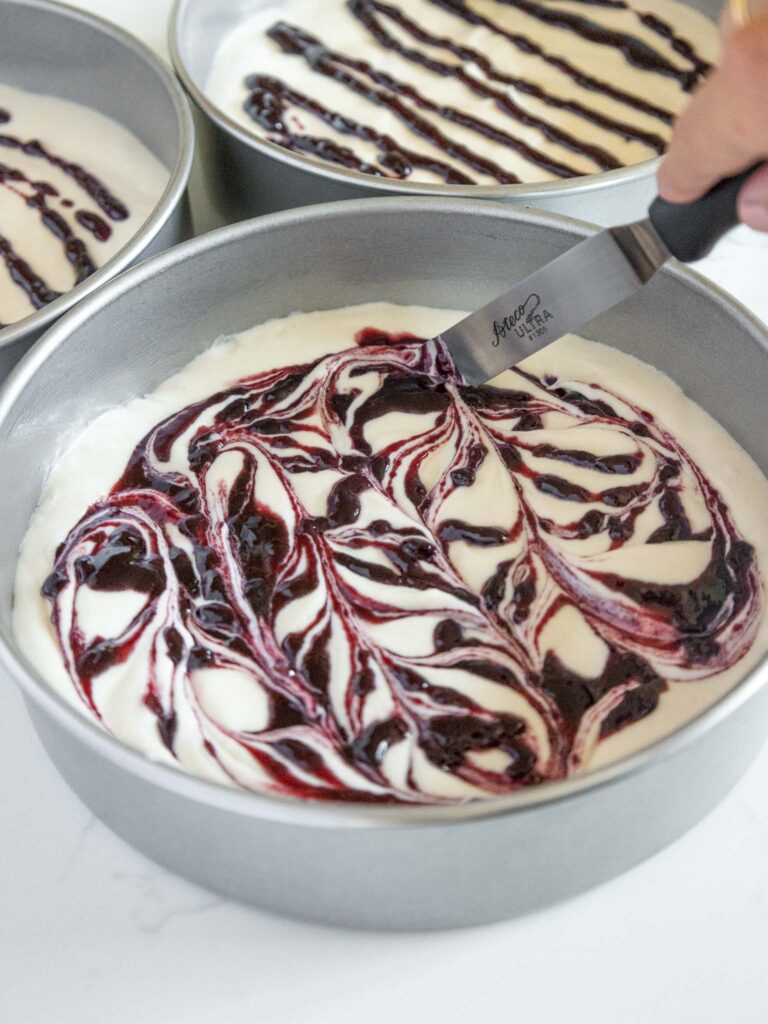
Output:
14,304,768,802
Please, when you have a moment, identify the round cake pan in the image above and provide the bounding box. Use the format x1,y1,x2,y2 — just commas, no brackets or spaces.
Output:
0,0,195,380
2,199,768,931
170,0,720,233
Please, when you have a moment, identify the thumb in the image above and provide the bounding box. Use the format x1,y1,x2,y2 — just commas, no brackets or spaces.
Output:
739,164,768,232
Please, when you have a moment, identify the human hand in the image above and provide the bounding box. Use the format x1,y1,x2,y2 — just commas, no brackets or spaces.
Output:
658,1,768,230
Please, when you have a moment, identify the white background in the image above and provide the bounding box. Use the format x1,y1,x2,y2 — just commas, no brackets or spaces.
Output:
3,3,768,1022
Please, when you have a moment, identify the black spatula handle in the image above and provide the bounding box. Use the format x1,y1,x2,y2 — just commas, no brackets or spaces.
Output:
649,163,765,263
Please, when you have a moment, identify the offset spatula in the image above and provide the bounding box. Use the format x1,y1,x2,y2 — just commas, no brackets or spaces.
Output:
440,166,764,385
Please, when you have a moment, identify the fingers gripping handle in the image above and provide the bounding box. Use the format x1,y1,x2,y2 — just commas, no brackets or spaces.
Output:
649,163,765,263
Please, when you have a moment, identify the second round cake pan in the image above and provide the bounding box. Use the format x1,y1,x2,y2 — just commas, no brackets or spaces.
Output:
170,0,722,232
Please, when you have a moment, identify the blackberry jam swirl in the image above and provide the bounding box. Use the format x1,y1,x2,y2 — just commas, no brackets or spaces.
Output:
207,0,718,185
28,309,764,804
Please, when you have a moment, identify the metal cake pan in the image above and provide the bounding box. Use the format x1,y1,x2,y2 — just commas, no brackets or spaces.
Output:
0,0,195,379
2,199,767,930
170,0,721,233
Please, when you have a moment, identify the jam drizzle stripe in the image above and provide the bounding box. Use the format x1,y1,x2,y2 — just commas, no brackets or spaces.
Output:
530,0,711,76
0,131,129,220
0,160,98,298
0,234,61,310
491,0,702,89
246,75,477,183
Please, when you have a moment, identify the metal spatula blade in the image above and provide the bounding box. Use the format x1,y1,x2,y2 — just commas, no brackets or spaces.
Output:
437,165,763,386
439,220,668,385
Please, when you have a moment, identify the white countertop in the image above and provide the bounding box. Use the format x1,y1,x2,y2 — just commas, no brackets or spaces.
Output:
3,4,768,1022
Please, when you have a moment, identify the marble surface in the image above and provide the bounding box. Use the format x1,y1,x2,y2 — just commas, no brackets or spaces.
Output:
3,2,768,1021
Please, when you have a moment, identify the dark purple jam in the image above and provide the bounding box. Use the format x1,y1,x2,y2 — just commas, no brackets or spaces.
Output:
39,328,760,803
241,0,711,182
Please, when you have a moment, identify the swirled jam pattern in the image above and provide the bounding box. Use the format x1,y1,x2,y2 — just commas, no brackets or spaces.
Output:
16,305,768,803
